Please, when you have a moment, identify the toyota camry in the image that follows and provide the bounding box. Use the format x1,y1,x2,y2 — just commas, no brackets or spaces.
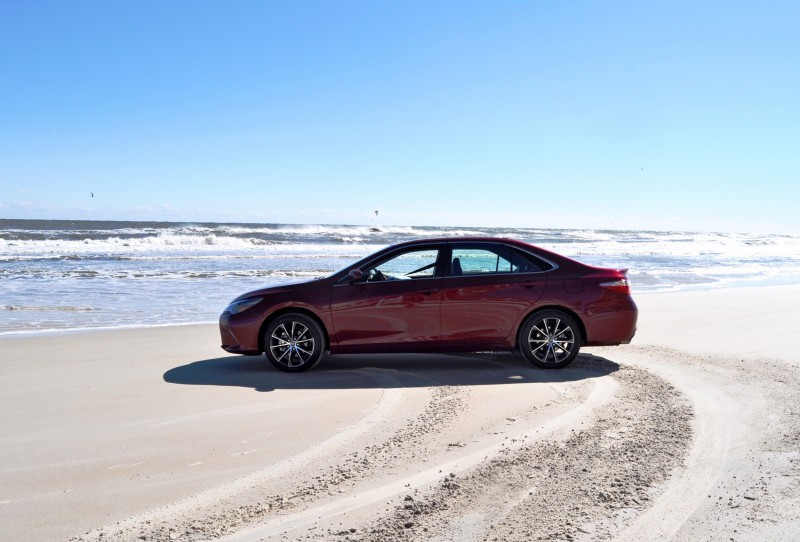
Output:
219,237,637,371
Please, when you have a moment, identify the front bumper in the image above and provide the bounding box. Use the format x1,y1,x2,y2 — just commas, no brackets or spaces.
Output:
219,313,261,355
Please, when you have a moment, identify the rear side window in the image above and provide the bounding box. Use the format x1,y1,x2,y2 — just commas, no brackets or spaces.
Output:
510,248,552,273
450,244,552,276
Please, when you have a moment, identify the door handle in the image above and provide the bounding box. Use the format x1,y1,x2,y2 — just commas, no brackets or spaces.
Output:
420,287,438,295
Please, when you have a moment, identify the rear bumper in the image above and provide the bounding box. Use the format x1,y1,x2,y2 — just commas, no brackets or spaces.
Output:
618,329,636,345
583,298,638,346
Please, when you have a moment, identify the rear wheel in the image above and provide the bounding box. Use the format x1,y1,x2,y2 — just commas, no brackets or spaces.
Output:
264,313,325,372
519,310,581,369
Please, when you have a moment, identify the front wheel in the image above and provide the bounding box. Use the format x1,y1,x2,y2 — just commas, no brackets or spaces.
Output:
519,310,581,369
264,314,325,372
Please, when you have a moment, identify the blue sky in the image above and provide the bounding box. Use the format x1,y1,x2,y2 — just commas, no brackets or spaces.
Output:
1,1,798,233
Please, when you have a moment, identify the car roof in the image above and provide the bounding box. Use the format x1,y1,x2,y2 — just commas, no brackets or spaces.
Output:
390,236,556,251
378,236,571,261
390,236,529,246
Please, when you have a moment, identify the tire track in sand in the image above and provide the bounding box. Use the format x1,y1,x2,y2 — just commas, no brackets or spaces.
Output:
218,367,616,541
69,367,470,542
612,345,800,541
297,359,693,542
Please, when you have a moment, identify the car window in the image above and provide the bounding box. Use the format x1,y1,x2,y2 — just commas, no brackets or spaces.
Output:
450,245,551,276
366,249,439,281
452,248,511,275
510,248,551,273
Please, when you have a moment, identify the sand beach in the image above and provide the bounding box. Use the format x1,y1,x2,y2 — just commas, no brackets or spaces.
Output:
1,285,798,541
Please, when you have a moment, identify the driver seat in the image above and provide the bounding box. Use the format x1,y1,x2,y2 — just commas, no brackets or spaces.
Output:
452,258,463,276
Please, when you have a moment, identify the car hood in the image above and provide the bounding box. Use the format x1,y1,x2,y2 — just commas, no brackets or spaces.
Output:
229,278,322,303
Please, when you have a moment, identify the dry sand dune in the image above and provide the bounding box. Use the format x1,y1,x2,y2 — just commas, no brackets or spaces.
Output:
1,286,799,541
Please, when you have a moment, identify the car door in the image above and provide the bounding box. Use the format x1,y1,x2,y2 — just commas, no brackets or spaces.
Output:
439,242,548,348
329,246,444,352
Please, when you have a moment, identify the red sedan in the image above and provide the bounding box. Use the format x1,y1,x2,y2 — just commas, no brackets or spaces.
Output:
219,238,637,371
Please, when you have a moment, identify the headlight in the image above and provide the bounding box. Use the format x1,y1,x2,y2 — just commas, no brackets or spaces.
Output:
224,297,262,315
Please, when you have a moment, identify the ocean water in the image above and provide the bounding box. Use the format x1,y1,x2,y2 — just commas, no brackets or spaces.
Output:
2,219,800,335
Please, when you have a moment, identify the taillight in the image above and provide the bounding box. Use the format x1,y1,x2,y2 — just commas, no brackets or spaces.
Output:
600,278,631,294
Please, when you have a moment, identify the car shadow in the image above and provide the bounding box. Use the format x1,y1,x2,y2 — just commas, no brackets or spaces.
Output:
163,352,619,392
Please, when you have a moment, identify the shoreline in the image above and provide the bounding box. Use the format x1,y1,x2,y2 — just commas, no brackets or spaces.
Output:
0,320,218,338
4,281,800,339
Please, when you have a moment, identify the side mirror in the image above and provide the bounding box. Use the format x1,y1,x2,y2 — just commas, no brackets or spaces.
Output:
346,268,363,284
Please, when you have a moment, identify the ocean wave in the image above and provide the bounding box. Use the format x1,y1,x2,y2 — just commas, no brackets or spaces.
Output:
2,305,96,312
3,219,800,334
1,268,332,281
4,229,800,260
3,219,799,249
0,235,384,257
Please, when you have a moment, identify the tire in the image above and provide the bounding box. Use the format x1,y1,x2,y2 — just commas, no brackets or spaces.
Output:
519,310,581,369
264,313,325,372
